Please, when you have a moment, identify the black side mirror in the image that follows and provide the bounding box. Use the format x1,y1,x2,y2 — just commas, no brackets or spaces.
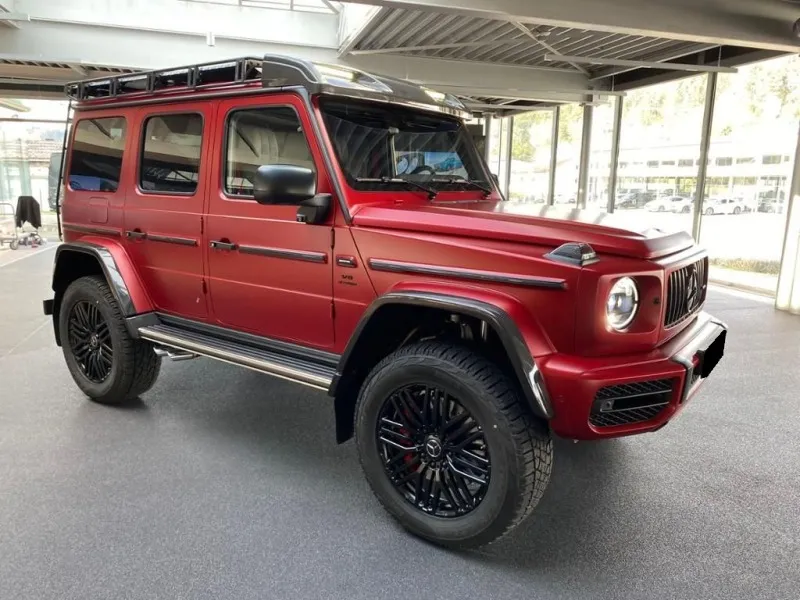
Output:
490,173,500,187
253,164,315,205
296,194,332,225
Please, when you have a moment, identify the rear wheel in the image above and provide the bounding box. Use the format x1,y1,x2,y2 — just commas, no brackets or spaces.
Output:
355,342,552,549
60,275,161,404
733,206,741,215
705,207,714,215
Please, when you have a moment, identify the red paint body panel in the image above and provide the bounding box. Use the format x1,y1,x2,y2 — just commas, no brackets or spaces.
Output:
351,201,695,260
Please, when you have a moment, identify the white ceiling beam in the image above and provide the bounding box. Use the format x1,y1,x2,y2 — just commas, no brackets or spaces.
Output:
338,4,384,56
546,54,739,73
334,0,800,53
350,40,510,55
510,22,589,75
14,0,339,48
0,10,28,28
589,43,717,80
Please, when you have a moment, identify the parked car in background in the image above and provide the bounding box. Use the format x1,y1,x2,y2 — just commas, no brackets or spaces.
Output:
616,190,656,209
645,195,690,212
703,196,746,215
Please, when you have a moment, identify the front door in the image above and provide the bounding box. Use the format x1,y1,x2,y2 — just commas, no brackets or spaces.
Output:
205,94,335,350
123,103,213,320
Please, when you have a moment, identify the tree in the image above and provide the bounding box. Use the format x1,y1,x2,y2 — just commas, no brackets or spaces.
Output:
511,112,535,161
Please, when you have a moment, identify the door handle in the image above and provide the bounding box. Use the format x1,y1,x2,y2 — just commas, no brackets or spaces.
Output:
125,229,147,240
210,240,237,251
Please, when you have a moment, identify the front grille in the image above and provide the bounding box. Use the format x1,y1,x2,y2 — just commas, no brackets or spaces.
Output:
664,258,708,328
590,378,676,428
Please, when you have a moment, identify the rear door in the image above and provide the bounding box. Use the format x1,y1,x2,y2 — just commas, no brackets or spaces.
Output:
124,103,214,320
204,93,335,349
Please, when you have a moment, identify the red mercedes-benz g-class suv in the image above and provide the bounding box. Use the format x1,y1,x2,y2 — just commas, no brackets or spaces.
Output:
44,55,727,549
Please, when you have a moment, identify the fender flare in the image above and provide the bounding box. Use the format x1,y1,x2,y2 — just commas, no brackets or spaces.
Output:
48,240,153,343
330,288,555,425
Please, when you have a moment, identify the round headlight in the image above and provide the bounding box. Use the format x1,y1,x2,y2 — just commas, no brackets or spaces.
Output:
606,277,639,331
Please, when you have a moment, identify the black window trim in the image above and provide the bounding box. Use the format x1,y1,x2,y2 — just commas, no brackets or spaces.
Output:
220,102,317,202
137,110,205,198
67,115,128,194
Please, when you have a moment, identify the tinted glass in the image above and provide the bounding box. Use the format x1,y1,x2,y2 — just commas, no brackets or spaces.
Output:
319,98,484,192
140,113,203,194
69,117,127,192
225,107,315,198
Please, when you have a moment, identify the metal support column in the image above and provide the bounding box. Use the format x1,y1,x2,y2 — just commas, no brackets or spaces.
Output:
693,72,718,241
776,120,800,313
502,116,514,198
484,116,493,164
547,106,559,205
607,97,623,213
576,104,593,209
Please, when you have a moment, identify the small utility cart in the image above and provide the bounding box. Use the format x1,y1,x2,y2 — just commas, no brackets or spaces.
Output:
0,202,19,250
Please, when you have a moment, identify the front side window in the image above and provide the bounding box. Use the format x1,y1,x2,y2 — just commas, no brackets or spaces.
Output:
225,106,315,198
69,117,127,192
319,98,486,194
140,113,203,194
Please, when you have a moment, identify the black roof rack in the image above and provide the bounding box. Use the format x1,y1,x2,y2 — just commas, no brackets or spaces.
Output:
65,54,470,118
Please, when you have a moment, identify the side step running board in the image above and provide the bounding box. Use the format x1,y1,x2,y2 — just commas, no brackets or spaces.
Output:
154,347,198,361
139,324,335,391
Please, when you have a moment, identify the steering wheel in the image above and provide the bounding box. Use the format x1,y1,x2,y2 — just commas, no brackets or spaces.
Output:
411,165,436,175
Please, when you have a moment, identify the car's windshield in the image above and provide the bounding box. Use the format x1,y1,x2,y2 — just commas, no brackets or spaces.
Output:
318,97,488,194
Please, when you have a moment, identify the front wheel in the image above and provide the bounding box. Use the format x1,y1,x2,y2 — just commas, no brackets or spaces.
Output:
733,206,741,215
355,342,552,549
59,275,161,404
705,207,715,215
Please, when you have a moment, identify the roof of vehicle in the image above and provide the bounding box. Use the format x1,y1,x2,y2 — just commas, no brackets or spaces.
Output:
65,54,471,119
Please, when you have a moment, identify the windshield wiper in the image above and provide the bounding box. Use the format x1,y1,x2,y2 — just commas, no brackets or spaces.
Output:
355,177,437,200
430,176,492,198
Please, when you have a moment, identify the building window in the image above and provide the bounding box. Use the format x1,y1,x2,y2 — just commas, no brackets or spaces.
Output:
678,159,693,167
69,117,127,192
140,113,203,194
736,157,755,165
661,160,675,166
225,106,315,199
647,160,659,168
715,157,733,166
762,155,782,165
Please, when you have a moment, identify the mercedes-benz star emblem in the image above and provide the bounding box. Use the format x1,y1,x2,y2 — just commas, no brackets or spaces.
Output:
424,437,443,459
686,267,700,312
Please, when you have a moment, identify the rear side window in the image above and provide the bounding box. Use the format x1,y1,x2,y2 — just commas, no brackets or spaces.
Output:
140,113,203,195
69,117,127,192
224,106,315,198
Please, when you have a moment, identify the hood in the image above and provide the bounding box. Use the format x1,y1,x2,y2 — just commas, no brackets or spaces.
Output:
351,200,695,260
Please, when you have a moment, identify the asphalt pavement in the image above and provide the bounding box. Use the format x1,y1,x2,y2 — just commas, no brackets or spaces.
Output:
1,246,798,600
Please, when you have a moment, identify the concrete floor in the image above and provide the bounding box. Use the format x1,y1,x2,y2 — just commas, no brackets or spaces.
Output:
1,246,798,600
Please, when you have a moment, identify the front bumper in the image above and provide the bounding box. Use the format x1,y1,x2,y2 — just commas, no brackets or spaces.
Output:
541,312,727,440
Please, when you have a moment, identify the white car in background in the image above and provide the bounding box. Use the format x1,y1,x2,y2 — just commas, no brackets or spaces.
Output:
645,195,692,212
703,196,747,215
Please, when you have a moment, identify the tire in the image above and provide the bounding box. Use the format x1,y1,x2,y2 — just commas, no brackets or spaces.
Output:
658,206,665,212
681,206,690,213
733,206,741,215
705,207,714,216
9,239,18,250
355,341,552,549
59,275,161,404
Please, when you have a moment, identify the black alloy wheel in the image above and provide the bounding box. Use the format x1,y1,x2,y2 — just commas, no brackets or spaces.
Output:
377,384,490,518
355,342,553,549
59,275,161,404
67,300,113,383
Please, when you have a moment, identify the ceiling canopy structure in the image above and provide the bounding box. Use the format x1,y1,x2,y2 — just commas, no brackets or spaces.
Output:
0,0,798,112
